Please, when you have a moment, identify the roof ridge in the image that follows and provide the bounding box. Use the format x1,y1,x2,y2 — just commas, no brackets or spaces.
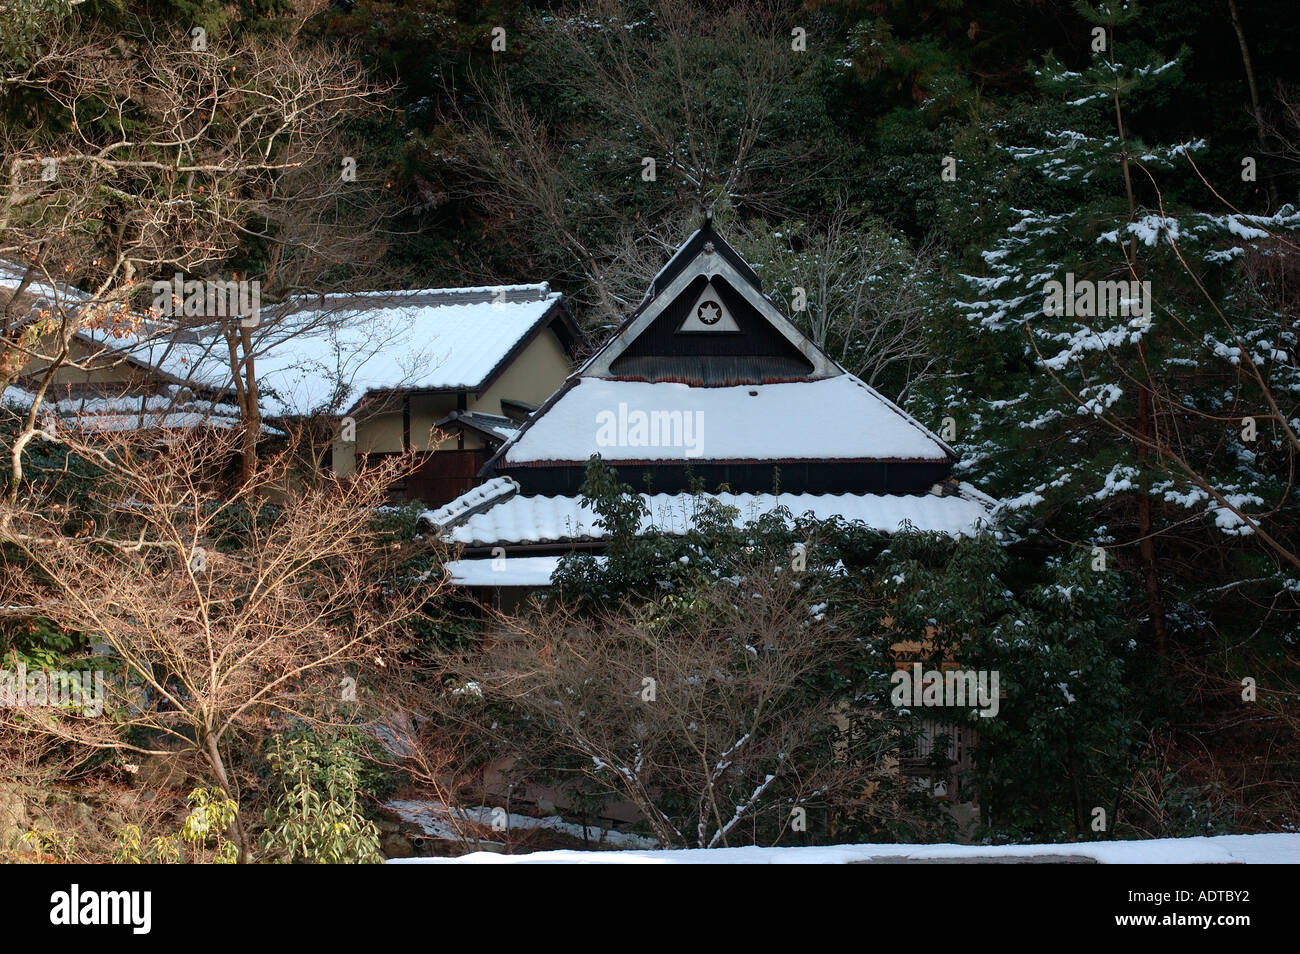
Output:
418,476,519,531
285,284,554,307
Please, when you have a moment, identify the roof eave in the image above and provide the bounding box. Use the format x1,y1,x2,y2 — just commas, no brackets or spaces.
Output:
499,455,953,468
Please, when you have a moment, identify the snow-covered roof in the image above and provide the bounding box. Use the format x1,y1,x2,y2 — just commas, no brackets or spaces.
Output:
499,375,953,465
87,284,565,417
4,266,574,435
424,484,993,548
446,555,583,587
0,259,90,306
0,383,275,433
436,410,522,443
421,476,519,529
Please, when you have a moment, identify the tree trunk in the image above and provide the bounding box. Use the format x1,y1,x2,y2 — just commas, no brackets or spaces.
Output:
1135,378,1169,656
1114,76,1170,657
1227,0,1279,207
239,324,260,486
203,731,253,864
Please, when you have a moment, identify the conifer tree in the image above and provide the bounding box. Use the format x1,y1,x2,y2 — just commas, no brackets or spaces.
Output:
917,1,1300,655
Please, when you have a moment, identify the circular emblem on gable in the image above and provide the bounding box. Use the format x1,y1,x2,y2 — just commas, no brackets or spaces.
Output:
697,300,722,325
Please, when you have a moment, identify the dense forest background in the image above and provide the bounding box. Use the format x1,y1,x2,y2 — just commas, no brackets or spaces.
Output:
52,1,1286,303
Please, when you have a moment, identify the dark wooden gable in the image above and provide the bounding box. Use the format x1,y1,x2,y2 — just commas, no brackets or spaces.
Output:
591,221,835,386
610,273,815,385
482,220,941,495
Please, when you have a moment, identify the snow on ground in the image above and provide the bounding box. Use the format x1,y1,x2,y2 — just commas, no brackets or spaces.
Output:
390,833,1299,864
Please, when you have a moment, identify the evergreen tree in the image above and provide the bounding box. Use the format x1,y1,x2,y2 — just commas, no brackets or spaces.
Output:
917,2,1300,659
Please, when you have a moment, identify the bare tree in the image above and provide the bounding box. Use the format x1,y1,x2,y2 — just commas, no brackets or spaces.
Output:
1,7,395,489
0,425,445,862
445,0,830,324
435,563,897,849
738,205,939,396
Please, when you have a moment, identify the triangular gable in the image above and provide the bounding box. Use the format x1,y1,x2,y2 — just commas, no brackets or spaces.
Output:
584,222,840,382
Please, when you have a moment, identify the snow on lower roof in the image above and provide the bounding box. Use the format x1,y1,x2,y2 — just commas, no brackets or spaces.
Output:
421,476,518,529
390,832,1300,865
500,375,952,465
89,284,562,417
429,485,993,548
62,411,241,432
447,555,594,587
2,384,239,416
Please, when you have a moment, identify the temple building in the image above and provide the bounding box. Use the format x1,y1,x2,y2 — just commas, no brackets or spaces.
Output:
421,222,994,591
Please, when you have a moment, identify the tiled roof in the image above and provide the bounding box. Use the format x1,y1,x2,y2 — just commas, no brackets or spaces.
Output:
421,484,994,548
0,383,278,433
436,410,521,443
80,284,565,416
420,476,519,530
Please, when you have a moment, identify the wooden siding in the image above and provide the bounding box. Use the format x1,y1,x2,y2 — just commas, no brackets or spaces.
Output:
496,460,952,496
363,449,492,507
610,275,814,385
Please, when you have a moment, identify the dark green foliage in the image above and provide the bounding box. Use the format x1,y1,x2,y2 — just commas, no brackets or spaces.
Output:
869,534,1142,840
548,457,1159,841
